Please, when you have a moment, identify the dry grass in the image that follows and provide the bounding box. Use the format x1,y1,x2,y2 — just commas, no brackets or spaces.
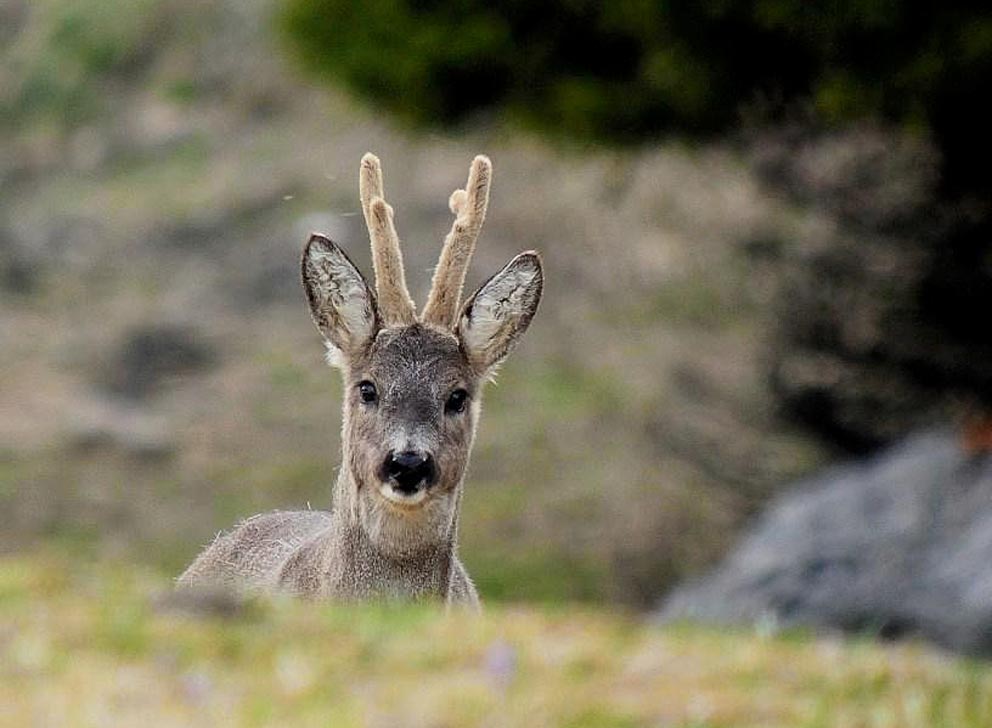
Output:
2,550,991,728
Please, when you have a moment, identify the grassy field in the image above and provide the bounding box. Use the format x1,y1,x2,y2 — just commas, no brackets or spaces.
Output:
2,550,991,728
3,10,985,725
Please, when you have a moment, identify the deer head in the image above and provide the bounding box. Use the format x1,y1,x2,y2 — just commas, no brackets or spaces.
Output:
301,154,543,556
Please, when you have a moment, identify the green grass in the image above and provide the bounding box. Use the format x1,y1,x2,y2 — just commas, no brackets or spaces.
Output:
2,550,991,728
464,545,608,603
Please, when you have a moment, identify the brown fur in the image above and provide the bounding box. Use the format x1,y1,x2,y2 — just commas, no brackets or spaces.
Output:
422,155,492,328
360,154,416,326
177,154,542,608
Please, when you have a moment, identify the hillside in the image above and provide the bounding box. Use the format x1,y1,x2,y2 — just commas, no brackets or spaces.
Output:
0,0,831,605
3,551,992,728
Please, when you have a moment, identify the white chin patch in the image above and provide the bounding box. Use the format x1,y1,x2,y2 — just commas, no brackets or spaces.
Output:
378,482,428,507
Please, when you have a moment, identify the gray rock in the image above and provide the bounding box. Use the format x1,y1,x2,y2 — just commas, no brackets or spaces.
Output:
67,395,176,460
100,323,216,401
658,430,992,654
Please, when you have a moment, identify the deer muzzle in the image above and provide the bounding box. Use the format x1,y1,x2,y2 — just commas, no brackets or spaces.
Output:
380,450,437,497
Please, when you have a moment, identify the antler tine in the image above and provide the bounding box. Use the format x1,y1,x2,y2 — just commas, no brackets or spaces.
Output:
359,153,417,326
421,155,492,329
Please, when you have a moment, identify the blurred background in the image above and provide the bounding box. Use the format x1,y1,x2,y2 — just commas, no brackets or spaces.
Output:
2,0,990,619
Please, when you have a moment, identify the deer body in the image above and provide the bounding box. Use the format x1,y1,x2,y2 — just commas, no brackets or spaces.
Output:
177,154,542,608
178,508,476,605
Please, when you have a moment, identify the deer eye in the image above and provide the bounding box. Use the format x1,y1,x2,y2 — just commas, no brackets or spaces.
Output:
445,388,469,415
357,380,378,404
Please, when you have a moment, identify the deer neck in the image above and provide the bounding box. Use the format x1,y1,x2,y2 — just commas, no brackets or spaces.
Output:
333,467,462,556
325,469,455,599
335,522,454,600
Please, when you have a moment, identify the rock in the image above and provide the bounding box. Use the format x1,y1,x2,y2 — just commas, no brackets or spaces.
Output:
1,255,38,295
67,396,176,460
657,430,992,655
153,585,248,620
100,324,215,401
0,223,38,295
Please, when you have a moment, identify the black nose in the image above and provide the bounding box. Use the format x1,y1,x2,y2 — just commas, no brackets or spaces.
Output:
382,450,436,493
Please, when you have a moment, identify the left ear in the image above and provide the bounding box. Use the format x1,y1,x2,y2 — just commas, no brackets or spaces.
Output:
457,252,543,373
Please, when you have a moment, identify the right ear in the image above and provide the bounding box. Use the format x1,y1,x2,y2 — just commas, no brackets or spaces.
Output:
301,234,379,366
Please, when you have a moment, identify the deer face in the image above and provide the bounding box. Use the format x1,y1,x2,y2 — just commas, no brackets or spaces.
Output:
348,324,478,508
300,152,541,553
303,237,541,548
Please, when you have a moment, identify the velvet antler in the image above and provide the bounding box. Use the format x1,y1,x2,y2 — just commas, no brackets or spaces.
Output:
421,155,492,329
359,153,417,326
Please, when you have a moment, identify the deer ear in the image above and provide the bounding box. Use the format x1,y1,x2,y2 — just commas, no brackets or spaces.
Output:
457,252,543,374
302,234,379,367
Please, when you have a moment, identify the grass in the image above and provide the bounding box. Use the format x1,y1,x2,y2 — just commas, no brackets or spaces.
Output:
2,550,992,728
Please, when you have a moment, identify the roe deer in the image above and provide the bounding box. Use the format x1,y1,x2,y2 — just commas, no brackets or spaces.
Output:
177,154,543,608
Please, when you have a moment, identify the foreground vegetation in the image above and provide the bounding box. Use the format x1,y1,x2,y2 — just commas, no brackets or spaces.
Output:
2,550,991,727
